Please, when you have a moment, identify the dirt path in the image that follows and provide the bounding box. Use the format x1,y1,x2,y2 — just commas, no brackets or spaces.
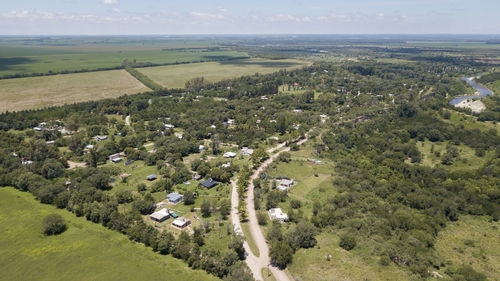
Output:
231,135,309,281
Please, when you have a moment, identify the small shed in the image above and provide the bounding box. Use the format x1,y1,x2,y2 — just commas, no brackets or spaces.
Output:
150,208,170,222
199,179,218,189
223,152,237,158
166,192,183,204
125,160,135,166
146,174,157,181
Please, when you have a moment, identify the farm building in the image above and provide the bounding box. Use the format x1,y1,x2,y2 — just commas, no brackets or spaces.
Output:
199,179,218,189
166,192,183,204
109,153,122,163
150,208,170,222
277,178,294,191
223,152,237,158
268,208,288,223
240,147,254,156
146,174,157,181
172,217,191,229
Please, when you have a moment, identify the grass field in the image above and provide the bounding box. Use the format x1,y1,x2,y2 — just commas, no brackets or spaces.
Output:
288,231,411,281
0,44,248,77
0,70,149,112
140,58,310,88
435,215,500,280
0,187,217,281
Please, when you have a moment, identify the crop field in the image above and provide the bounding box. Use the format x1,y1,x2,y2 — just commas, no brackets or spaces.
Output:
435,215,500,280
0,70,149,112
139,58,311,88
0,44,249,77
0,187,217,281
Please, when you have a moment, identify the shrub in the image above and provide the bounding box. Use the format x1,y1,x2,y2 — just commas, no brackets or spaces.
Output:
42,214,67,235
339,233,356,251
257,212,268,225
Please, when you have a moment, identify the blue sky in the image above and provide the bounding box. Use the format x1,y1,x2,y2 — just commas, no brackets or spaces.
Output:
1,0,499,35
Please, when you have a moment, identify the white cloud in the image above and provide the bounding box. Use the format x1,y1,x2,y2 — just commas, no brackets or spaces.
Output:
103,0,117,4
190,11,224,20
268,14,312,23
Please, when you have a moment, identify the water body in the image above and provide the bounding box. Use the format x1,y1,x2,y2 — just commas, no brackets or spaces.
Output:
449,76,494,105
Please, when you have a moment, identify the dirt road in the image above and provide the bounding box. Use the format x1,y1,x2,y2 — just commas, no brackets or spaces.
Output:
230,135,309,281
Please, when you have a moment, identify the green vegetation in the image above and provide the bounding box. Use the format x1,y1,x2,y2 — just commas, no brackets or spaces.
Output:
124,66,164,91
42,214,67,235
435,215,500,281
241,222,260,257
0,187,217,281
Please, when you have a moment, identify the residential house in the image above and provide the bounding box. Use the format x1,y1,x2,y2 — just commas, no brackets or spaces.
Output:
277,178,294,191
199,179,218,189
166,192,183,204
164,124,175,129
109,153,122,163
268,208,288,223
96,135,108,141
223,152,237,158
198,145,205,152
172,217,191,229
150,208,170,222
240,147,254,156
146,174,157,181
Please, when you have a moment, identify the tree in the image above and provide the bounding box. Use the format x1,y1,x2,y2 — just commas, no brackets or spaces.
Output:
41,159,64,179
269,240,293,269
287,221,317,249
201,199,211,217
257,212,268,225
278,152,291,163
184,191,196,205
219,199,231,219
42,214,67,235
339,233,357,251
229,236,246,260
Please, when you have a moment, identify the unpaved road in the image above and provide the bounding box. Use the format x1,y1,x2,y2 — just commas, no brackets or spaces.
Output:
231,135,309,281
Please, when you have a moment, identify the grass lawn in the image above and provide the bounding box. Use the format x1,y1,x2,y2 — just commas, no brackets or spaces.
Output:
0,70,149,112
241,222,260,257
262,268,277,281
140,58,310,88
414,140,493,170
0,187,217,281
435,215,500,280
442,109,500,132
288,231,410,281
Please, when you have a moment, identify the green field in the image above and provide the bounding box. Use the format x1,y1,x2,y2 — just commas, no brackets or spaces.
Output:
0,187,217,281
140,58,310,88
0,70,149,112
0,44,248,77
435,215,500,280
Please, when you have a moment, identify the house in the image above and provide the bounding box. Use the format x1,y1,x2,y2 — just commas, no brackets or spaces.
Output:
33,126,43,131
198,145,205,152
109,153,122,163
268,208,288,223
164,124,175,129
174,132,183,139
240,147,254,156
150,208,170,222
96,135,108,141
193,174,202,181
166,192,183,204
221,162,231,168
125,160,135,166
85,144,94,150
261,96,268,100
223,152,237,158
146,174,157,181
199,179,218,189
172,217,191,229
46,140,55,145
120,173,130,180
21,159,33,165
278,178,294,191
210,125,217,129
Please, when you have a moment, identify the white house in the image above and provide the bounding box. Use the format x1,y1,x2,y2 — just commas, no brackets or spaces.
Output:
240,147,254,156
277,178,294,191
268,208,288,223
164,124,175,129
223,152,237,158
199,145,205,152
109,153,122,163
172,217,191,229
150,208,170,222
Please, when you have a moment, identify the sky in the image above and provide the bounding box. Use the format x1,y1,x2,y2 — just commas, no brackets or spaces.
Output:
0,0,499,35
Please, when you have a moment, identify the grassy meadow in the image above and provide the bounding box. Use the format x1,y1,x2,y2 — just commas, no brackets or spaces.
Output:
0,70,149,112
0,187,217,281
139,58,310,88
435,215,500,280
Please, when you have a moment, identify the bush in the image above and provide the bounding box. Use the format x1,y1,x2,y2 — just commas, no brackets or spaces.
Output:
257,212,268,225
339,234,356,251
43,214,67,235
